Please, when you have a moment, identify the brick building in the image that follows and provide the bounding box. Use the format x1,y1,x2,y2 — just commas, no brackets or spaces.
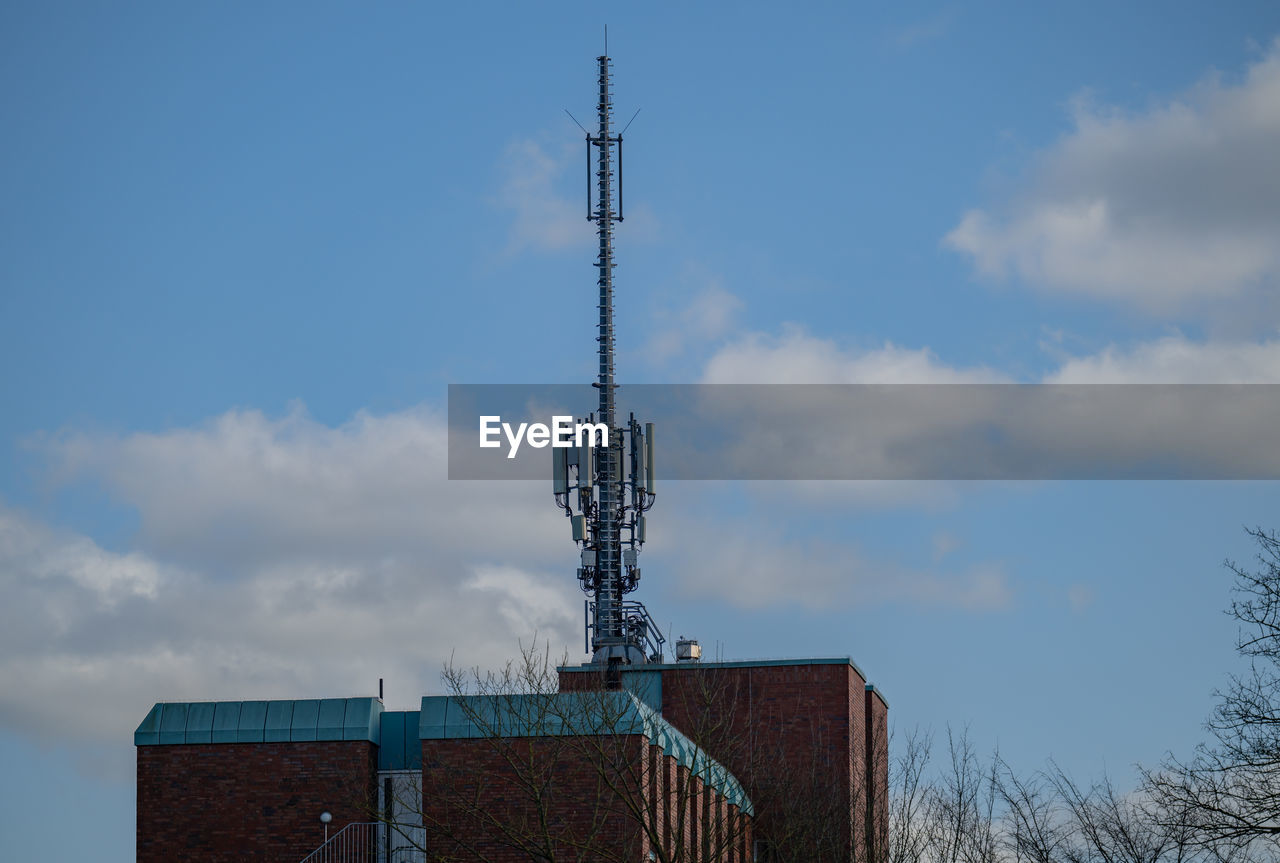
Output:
561,658,888,862
135,657,885,861
130,45,892,862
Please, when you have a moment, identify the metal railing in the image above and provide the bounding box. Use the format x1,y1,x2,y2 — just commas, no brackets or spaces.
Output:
586,598,667,662
298,822,376,863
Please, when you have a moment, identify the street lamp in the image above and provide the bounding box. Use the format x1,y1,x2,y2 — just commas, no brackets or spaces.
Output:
320,810,332,843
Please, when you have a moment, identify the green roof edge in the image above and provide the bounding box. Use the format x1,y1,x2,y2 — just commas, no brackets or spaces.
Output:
417,691,753,816
135,698,383,747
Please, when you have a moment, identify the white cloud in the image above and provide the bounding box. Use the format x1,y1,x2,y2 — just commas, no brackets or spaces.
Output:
466,565,581,637
688,319,1280,482
4,407,584,754
699,310,1280,387
45,404,561,569
646,279,743,364
932,531,961,562
690,326,1013,487
496,138,589,254
739,479,961,510
22,320,1280,758
495,137,658,257
894,8,958,50
1,513,160,607
1067,583,1094,612
1045,334,1280,383
946,38,1280,312
3,397,1036,758
653,507,1010,612
702,324,1007,384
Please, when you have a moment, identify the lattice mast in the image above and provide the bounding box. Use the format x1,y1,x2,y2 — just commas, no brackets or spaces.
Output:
553,54,662,666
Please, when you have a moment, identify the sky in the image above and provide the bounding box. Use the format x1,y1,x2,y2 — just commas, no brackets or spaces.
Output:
3,2,1280,859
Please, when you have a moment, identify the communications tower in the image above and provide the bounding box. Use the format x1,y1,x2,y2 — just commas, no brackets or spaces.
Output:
553,54,663,667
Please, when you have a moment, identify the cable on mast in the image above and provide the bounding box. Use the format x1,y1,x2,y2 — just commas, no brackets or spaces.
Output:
564,109,589,136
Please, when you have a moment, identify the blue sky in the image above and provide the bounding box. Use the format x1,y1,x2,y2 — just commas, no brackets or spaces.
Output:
4,3,1280,859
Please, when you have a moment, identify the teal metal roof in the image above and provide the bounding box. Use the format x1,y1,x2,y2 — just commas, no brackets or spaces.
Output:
620,669,661,712
135,698,383,746
418,691,752,815
378,711,422,771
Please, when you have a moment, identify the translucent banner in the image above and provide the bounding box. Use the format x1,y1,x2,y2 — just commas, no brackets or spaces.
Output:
447,384,1280,480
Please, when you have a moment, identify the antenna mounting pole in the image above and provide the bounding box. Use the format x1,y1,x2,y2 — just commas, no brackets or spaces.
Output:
591,53,624,664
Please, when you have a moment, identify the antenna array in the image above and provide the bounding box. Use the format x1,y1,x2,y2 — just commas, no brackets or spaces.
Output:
553,55,663,667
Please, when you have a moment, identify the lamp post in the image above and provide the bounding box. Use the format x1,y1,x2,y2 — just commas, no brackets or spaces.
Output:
320,810,332,843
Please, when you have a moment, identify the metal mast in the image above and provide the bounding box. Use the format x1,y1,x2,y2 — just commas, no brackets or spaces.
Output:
592,54,624,662
553,54,661,669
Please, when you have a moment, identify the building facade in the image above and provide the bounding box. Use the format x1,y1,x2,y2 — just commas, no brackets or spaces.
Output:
135,657,885,861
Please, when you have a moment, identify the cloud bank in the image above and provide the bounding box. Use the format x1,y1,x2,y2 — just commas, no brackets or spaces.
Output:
946,38,1280,312
3,407,580,752
7,402,1010,755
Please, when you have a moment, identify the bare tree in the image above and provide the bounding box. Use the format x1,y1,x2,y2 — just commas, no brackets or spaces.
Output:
995,760,1067,863
881,728,1211,863
836,527,1280,863
1143,527,1280,857
885,726,936,863
929,727,1000,863
367,640,752,863
1049,765,1196,863
880,723,1003,863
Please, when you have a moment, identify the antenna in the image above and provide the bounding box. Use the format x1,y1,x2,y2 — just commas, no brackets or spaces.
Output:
553,53,662,668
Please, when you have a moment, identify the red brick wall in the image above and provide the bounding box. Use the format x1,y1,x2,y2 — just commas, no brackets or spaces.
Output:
136,741,377,863
556,661,885,862
647,742,664,861
688,772,703,860
420,734,643,862
866,687,890,863
419,732,751,862
848,665,867,858
665,744,687,857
